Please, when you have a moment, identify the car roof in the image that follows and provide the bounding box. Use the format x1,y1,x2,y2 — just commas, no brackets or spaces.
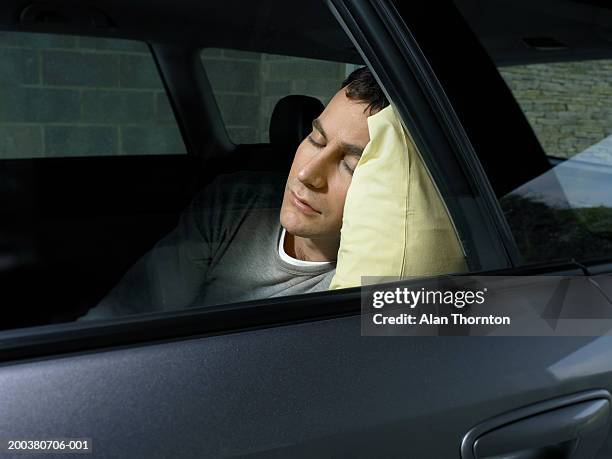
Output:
0,0,362,63
454,0,612,65
1,1,611,65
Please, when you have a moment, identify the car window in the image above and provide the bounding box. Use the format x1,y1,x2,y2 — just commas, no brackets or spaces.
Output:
499,60,612,163
451,5,612,266
201,48,359,144
0,31,185,158
499,60,612,264
0,9,469,332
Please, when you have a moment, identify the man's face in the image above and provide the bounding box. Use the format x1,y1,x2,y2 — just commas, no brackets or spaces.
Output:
280,88,371,242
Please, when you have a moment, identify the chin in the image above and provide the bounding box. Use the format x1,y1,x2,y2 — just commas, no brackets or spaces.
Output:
281,220,307,238
280,207,333,239
280,215,310,238
279,208,299,233
286,225,330,240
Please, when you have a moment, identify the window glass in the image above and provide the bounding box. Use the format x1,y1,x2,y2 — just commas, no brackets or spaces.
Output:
0,18,467,332
498,60,612,263
201,48,355,144
0,32,185,158
451,0,612,266
499,60,612,162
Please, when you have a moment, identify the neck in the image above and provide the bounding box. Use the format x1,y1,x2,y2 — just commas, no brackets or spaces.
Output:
284,231,338,262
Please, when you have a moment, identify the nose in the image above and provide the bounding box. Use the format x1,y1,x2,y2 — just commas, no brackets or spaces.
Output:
297,150,328,189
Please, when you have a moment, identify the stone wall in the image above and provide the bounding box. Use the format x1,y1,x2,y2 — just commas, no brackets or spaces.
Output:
0,32,185,159
500,60,612,158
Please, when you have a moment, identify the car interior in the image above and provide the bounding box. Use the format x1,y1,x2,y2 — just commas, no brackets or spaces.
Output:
2,0,612,330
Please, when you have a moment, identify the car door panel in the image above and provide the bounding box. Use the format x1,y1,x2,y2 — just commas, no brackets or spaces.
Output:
1,313,610,458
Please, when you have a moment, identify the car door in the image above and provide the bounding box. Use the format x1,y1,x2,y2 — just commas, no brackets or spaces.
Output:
1,1,611,458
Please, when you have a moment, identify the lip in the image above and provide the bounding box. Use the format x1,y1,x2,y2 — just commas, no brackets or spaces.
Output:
290,190,320,215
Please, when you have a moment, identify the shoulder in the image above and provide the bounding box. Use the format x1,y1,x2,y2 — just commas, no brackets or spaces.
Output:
189,170,286,220
209,171,286,208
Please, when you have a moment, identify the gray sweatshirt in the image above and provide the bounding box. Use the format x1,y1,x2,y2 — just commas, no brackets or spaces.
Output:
81,171,336,320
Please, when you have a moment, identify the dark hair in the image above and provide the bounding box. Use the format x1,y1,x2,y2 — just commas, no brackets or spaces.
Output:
341,66,389,115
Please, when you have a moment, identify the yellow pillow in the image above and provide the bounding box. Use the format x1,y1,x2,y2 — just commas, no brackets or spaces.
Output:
329,105,467,289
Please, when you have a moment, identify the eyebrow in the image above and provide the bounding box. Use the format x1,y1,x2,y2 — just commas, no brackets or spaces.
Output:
341,142,365,158
312,118,365,157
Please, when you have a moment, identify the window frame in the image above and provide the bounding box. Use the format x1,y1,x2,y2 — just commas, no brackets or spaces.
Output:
382,0,612,275
398,1,612,275
331,0,517,271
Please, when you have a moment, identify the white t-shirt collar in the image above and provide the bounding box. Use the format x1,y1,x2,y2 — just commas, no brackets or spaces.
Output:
278,228,334,268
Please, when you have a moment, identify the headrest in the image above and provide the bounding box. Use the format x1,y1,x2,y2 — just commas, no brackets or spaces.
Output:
269,95,324,151
330,106,467,289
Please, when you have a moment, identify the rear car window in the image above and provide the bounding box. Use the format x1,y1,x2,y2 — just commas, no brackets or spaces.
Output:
0,31,186,158
200,48,358,144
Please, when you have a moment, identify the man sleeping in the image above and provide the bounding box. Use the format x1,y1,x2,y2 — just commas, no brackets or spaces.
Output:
80,67,390,319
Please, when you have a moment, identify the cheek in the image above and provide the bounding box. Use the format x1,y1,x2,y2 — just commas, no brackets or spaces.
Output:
288,141,310,176
329,176,351,216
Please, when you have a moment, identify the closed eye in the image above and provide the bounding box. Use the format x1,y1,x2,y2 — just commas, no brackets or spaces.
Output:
307,135,325,148
341,159,355,174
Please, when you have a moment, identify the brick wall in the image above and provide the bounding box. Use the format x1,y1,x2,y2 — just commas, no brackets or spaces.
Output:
500,60,612,159
0,32,185,159
201,49,348,144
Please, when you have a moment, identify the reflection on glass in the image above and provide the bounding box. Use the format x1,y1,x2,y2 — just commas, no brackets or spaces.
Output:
502,136,612,263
